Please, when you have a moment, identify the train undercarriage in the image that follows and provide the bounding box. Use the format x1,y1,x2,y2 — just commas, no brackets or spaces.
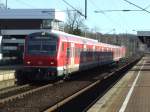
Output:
15,60,119,84
15,67,60,84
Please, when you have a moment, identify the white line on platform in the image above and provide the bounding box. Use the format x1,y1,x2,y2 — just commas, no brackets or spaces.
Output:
119,60,145,112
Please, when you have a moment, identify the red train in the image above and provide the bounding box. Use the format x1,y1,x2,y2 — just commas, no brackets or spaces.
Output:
15,30,126,82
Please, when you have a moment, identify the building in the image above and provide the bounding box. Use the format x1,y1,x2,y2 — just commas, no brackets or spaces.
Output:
137,31,150,52
0,9,65,61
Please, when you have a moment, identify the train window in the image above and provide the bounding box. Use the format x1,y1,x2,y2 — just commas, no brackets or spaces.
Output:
27,40,57,56
79,48,81,57
75,48,78,57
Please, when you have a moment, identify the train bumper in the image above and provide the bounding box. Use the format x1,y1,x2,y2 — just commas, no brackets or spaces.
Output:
23,66,63,81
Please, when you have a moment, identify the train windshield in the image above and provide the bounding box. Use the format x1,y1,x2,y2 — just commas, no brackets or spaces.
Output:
27,39,57,56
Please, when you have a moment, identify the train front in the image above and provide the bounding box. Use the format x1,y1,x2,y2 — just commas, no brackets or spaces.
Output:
23,32,59,81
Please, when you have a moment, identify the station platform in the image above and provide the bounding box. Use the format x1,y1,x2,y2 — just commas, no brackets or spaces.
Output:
0,65,22,82
88,55,150,112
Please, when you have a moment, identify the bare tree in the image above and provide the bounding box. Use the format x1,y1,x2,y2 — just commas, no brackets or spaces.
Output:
64,9,85,35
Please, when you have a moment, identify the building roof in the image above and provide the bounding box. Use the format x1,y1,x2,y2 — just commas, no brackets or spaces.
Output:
137,31,150,36
0,9,65,21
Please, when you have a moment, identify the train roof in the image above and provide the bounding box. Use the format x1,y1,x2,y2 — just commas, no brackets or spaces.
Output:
50,30,98,43
28,30,124,49
50,30,123,48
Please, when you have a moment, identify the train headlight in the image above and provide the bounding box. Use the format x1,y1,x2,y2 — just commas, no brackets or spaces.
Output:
50,61,54,64
27,61,31,64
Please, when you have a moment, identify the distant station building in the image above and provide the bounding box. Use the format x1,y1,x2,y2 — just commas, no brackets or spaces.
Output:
0,8,65,61
137,31,150,52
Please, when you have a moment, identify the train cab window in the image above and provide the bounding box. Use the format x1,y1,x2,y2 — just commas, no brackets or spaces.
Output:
27,40,57,56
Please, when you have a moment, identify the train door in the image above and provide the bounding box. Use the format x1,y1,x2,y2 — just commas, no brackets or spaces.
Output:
66,43,75,73
70,43,75,72
83,44,87,62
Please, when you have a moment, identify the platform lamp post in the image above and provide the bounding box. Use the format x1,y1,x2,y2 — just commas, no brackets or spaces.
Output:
84,27,89,38
112,28,117,45
132,30,138,56
95,32,98,41
5,0,7,9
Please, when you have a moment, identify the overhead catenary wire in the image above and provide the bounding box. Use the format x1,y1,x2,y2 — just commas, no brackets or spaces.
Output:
12,0,76,12
94,9,145,13
94,0,150,13
144,4,150,9
61,0,86,18
93,0,150,33
90,0,127,33
123,0,150,14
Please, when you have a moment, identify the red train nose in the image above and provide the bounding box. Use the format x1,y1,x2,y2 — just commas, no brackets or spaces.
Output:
24,55,57,67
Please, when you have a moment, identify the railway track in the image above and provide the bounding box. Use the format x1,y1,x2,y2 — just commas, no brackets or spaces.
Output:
0,84,33,100
44,57,140,112
0,80,64,104
0,85,17,92
0,56,141,112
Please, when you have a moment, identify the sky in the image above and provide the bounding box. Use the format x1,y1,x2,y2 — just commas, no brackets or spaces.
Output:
1,0,150,34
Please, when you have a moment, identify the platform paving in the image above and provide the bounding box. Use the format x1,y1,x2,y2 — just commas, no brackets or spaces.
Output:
88,56,150,112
